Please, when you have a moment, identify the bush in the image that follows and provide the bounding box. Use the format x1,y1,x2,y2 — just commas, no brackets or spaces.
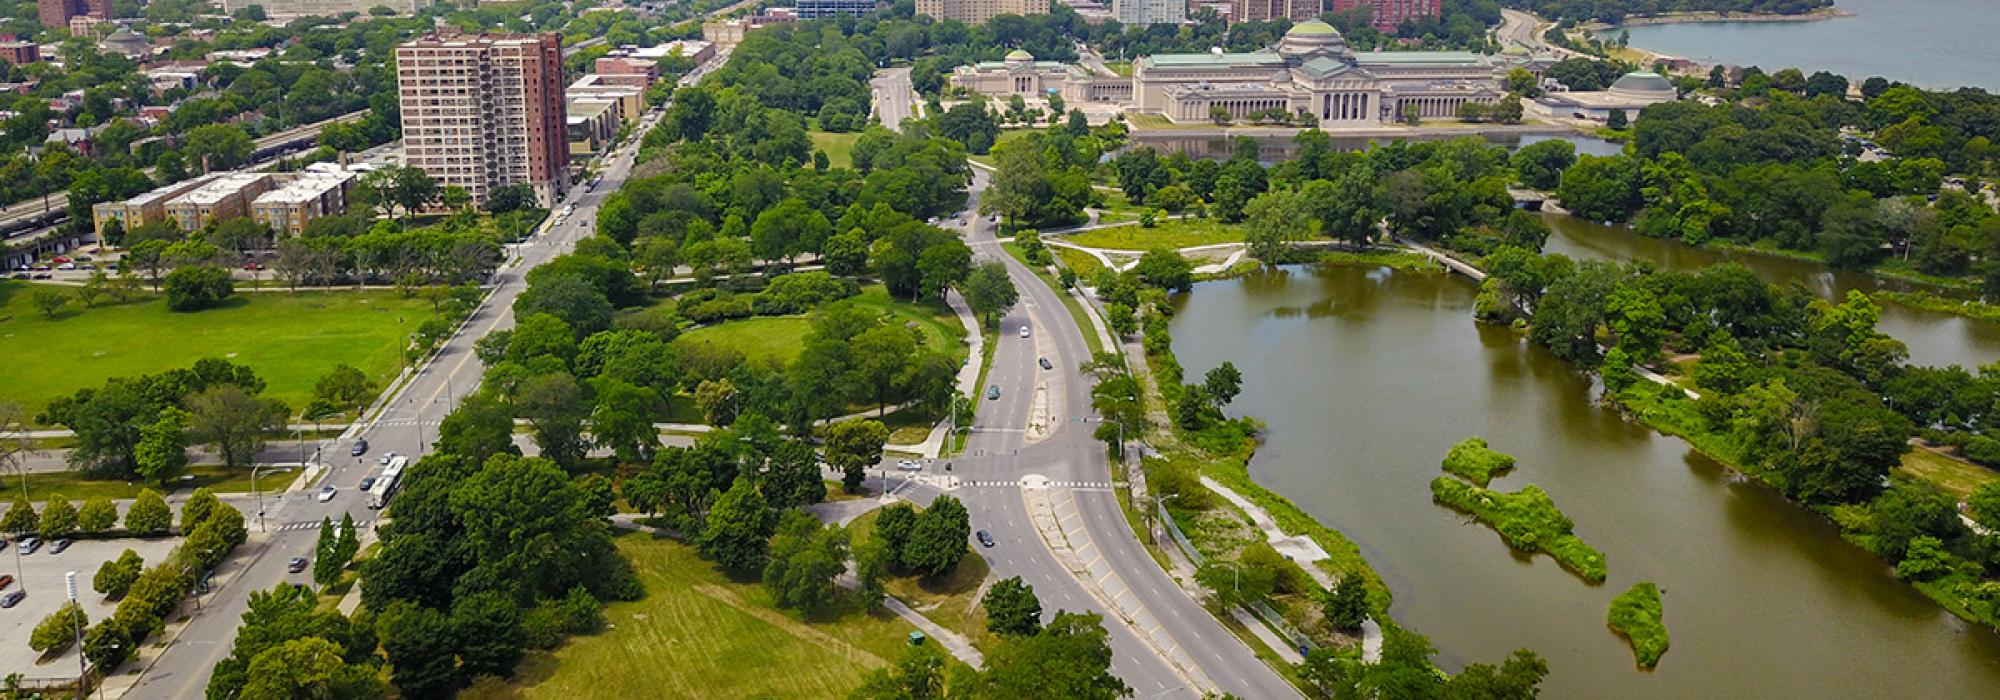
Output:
1966,436,2000,466
561,585,604,634
1606,581,1669,668
522,602,566,650
683,297,753,324
38,495,78,539
1895,536,1953,581
162,265,235,311
719,275,769,293
1430,477,1607,583
752,271,858,315
125,489,172,535
1441,437,1517,487
94,549,145,599
29,602,88,654
77,497,118,533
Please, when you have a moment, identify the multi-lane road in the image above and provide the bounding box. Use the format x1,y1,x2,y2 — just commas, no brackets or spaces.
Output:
871,67,920,131
124,112,657,699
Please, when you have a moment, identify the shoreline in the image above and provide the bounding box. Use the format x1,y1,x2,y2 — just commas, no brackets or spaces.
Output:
1594,7,1852,29
1125,121,1581,139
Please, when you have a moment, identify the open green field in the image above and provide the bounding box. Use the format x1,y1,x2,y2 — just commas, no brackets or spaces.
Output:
10,465,270,501
673,285,968,368
0,282,432,420
496,531,924,700
1054,247,1107,278
1895,448,2000,502
810,129,863,169
1062,219,1244,251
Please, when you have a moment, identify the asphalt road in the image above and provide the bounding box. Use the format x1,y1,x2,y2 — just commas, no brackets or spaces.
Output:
934,169,1300,699
1497,8,1582,58
871,67,919,132
122,111,662,698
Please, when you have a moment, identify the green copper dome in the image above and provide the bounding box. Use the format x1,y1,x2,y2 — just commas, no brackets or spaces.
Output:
1004,49,1033,61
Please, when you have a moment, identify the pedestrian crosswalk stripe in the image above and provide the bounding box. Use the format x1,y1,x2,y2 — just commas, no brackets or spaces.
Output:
962,479,1113,489
279,520,371,531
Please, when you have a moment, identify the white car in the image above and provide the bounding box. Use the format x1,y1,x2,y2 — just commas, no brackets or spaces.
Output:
897,459,923,472
317,486,337,503
1018,326,1030,338
378,451,398,466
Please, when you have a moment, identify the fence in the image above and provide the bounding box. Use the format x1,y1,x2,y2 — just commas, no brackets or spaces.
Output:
1156,500,1316,654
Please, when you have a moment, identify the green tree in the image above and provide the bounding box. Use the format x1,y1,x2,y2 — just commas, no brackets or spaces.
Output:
1,493,37,534
311,364,376,412
1323,574,1370,633
973,611,1130,699
313,517,341,586
186,385,287,468
186,123,253,171
517,372,589,468
29,602,87,654
827,419,889,494
182,487,220,533
762,510,850,613
239,637,386,700
1132,249,1193,293
134,406,191,485
452,590,526,678
435,393,525,464
162,264,235,311
38,494,77,539
381,602,462,699
982,576,1043,636
693,378,739,427
77,497,117,533
125,489,172,534
1243,187,1316,261
902,495,969,578
94,549,144,598
961,261,1020,329
30,288,66,319
699,477,777,574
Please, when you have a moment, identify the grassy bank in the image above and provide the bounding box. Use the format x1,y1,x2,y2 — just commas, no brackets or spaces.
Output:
1062,219,1245,251
1320,248,1445,272
494,531,930,699
0,281,431,420
1606,581,1669,669
1874,290,2000,323
11,465,268,501
1429,477,1608,583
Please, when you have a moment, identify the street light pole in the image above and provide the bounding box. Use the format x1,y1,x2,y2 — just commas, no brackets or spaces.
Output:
252,464,269,533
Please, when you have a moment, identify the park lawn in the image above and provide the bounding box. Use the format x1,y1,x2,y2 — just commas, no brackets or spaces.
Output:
1055,247,1107,278
848,508,1001,652
810,129,863,169
0,282,431,421
15,465,271,501
502,531,925,700
1062,219,1244,251
672,285,968,369
1895,448,1999,502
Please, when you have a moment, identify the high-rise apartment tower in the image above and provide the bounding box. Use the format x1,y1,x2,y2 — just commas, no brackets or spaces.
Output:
395,33,569,206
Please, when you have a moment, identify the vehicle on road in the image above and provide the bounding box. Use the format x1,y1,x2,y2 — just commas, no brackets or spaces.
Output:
317,485,337,503
16,537,39,555
897,459,922,472
1019,326,1030,338
378,451,398,466
986,385,1000,400
359,476,377,491
1039,357,1052,370
50,539,71,554
976,529,995,547
350,439,368,457
287,557,309,573
370,456,409,509
56,262,74,270
0,590,21,608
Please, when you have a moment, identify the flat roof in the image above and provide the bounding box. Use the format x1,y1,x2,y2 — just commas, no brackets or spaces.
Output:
1359,51,1490,65
170,172,268,207
1141,52,1286,69
567,99,615,119
119,173,221,208
253,172,356,206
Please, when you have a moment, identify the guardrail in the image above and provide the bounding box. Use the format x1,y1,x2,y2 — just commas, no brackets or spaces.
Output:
1157,500,1316,654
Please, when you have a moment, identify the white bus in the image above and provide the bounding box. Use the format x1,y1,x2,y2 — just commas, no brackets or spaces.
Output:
368,456,408,509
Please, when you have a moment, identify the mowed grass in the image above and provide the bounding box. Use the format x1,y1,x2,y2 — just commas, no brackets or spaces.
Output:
1062,218,1245,251
502,531,924,700
1895,448,2000,502
849,507,1001,652
13,465,272,500
0,282,432,420
810,129,863,169
673,285,968,368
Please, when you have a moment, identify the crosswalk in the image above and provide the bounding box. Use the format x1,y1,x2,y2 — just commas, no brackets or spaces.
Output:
276,520,372,532
962,479,1114,489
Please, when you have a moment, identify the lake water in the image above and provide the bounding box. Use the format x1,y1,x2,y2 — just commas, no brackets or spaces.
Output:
1613,0,2000,91
1171,264,2000,698
1543,214,2000,369
1122,132,1625,163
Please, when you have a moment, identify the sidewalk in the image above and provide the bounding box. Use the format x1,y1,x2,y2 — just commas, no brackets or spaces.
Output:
1199,475,1383,662
910,288,984,459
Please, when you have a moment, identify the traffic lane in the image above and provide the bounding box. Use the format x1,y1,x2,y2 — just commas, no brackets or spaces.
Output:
959,485,1199,699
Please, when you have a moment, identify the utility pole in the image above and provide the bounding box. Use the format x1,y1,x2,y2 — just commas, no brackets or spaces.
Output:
67,571,84,700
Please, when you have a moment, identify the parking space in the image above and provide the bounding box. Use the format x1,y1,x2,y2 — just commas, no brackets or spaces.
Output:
0,536,181,677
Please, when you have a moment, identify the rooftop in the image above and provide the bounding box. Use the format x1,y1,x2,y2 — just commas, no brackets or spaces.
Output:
253,171,356,206
171,172,269,207
1141,51,1287,69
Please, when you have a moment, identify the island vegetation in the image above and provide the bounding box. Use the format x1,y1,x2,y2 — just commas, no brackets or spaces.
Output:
1607,581,1671,669
1442,436,1519,487
1430,466,1609,583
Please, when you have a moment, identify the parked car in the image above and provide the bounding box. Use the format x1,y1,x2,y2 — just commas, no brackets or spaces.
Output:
287,557,309,573
317,486,337,503
30,272,49,279
50,256,68,264
56,262,74,270
350,439,368,457
1039,357,1053,370
16,537,39,555
8,273,25,280
976,529,995,548
1019,326,1030,338
0,590,22,608
986,385,1000,400
0,574,14,589
49,539,71,554
359,476,377,491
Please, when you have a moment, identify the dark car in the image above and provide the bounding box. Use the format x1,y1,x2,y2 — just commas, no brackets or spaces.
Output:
976,529,995,548
1038,357,1052,370
0,590,22,608
986,385,1000,400
49,538,71,554
287,557,309,573
350,439,369,457
359,476,377,491
8,273,25,280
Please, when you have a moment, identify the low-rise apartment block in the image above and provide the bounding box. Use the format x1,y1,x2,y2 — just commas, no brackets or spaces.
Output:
91,173,219,235
163,171,276,231
251,164,363,236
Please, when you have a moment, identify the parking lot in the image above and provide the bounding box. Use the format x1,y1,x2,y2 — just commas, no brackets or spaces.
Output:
0,536,181,679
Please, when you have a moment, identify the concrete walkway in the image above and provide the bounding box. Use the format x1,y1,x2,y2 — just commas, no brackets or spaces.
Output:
1199,476,1383,663
908,289,984,459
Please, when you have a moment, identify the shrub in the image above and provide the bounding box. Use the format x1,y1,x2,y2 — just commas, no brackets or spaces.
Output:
162,265,235,311
77,497,118,533
38,495,78,539
1965,436,2000,466
1431,477,1606,583
752,271,858,315
125,489,172,535
29,602,88,654
561,585,604,634
522,602,565,650
1895,536,1953,581
94,550,145,599
1606,581,1669,669
1,493,37,534
82,618,132,671
683,297,753,324
1441,437,1517,487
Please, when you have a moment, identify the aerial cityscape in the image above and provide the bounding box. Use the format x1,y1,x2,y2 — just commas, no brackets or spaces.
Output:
0,0,1996,698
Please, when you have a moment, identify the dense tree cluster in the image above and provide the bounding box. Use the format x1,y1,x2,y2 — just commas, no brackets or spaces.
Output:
83,489,248,673
37,358,273,481
207,583,385,699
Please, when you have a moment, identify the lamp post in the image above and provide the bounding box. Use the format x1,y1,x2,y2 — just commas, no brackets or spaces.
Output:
252,464,270,533
67,571,83,700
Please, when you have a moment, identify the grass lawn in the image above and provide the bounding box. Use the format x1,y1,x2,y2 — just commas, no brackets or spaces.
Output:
1062,219,1244,251
810,129,863,169
0,282,432,421
1101,61,1132,76
1055,247,1107,278
494,531,932,700
673,285,968,369
12,465,274,501
1896,448,1999,502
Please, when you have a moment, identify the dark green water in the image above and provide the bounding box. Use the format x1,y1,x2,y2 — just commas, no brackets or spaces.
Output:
1543,215,2000,370
1171,264,2000,698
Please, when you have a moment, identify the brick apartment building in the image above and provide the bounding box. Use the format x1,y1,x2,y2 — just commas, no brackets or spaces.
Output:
395,33,569,206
